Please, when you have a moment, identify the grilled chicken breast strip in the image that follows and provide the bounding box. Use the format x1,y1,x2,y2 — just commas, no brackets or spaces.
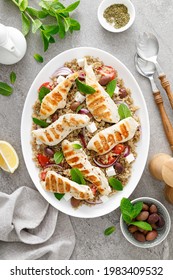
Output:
45,171,94,200
84,59,119,123
87,117,139,155
40,72,78,119
62,140,111,195
32,114,90,146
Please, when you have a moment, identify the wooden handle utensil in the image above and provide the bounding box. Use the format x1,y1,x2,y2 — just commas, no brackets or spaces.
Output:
153,91,173,151
159,74,173,109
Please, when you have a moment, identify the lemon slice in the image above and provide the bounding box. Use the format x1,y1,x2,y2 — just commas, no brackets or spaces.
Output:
0,141,19,173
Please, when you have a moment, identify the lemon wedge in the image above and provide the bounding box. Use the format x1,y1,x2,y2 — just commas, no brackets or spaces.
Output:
0,141,19,173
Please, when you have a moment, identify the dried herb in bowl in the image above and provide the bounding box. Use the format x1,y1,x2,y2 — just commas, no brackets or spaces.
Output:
103,4,130,29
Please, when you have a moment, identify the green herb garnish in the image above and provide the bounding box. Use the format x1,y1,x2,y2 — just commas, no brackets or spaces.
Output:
72,143,82,149
76,79,96,94
130,221,152,231
108,177,123,191
106,79,116,97
38,86,51,102
54,151,64,164
11,0,81,52
120,198,143,224
0,82,13,96
118,104,132,120
76,104,83,113
10,72,16,84
54,193,64,201
104,226,116,236
70,168,86,185
32,117,49,128
34,53,44,63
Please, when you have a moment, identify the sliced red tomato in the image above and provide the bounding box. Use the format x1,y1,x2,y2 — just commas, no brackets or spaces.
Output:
37,154,50,167
97,66,117,86
112,144,125,155
40,170,48,181
99,154,115,165
90,185,97,196
38,82,52,92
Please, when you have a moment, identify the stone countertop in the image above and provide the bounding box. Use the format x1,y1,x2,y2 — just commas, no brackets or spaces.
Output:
0,0,173,260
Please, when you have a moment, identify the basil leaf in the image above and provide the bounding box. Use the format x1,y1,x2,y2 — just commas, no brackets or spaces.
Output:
65,1,80,13
106,80,116,97
32,117,49,128
76,104,83,113
76,79,96,94
104,226,116,236
32,19,42,33
108,177,123,191
34,53,44,63
54,151,64,164
130,221,152,231
54,193,64,201
0,82,13,96
38,86,50,102
10,72,16,84
72,143,82,149
70,168,86,185
21,12,30,36
118,104,132,120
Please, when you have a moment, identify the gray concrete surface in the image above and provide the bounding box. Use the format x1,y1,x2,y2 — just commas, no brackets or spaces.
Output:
0,0,173,259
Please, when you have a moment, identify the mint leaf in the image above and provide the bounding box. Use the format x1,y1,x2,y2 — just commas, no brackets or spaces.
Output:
72,144,82,149
32,19,42,33
65,1,80,13
69,18,80,30
41,30,49,52
130,221,152,231
108,177,123,191
10,72,16,84
54,151,64,164
122,213,132,224
38,86,50,102
32,117,49,128
106,80,116,97
120,198,133,222
76,104,83,113
118,104,132,120
0,82,13,96
54,193,64,201
34,53,44,63
76,79,96,94
70,168,86,185
19,0,28,11
57,15,65,39
43,24,59,35
21,12,30,36
104,226,116,236
132,202,143,219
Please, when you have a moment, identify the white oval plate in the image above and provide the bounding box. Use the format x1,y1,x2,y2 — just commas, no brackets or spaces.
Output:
21,47,150,218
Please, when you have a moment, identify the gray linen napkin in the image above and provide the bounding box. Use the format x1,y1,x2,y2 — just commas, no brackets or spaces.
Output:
0,186,75,260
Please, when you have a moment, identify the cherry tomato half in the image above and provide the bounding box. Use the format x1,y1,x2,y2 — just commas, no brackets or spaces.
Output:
37,154,50,167
97,66,117,86
112,144,125,155
38,82,52,92
40,170,48,181
99,154,115,165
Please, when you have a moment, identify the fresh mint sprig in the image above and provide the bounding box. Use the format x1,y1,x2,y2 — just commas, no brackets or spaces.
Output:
11,0,81,52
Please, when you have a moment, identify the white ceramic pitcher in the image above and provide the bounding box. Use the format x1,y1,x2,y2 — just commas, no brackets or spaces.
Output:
0,23,27,65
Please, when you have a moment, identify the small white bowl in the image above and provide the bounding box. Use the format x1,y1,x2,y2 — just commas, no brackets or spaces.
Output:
98,0,135,33
120,197,171,248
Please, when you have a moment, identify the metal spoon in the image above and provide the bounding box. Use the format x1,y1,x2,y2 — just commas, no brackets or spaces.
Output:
137,32,173,109
135,54,173,151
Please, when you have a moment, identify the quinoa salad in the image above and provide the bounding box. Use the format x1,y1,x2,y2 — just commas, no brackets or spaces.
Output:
31,56,140,208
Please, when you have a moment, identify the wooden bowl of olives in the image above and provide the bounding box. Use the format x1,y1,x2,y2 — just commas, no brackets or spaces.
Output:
120,197,171,248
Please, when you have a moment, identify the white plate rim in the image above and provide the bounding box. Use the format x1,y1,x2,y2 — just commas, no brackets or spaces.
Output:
21,47,150,218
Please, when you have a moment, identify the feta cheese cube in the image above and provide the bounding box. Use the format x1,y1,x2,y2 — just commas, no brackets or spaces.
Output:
74,91,86,103
63,193,72,201
57,75,66,84
126,153,135,163
114,86,120,95
46,116,52,123
36,139,42,145
100,195,109,203
106,166,116,177
86,122,97,133
77,58,85,67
